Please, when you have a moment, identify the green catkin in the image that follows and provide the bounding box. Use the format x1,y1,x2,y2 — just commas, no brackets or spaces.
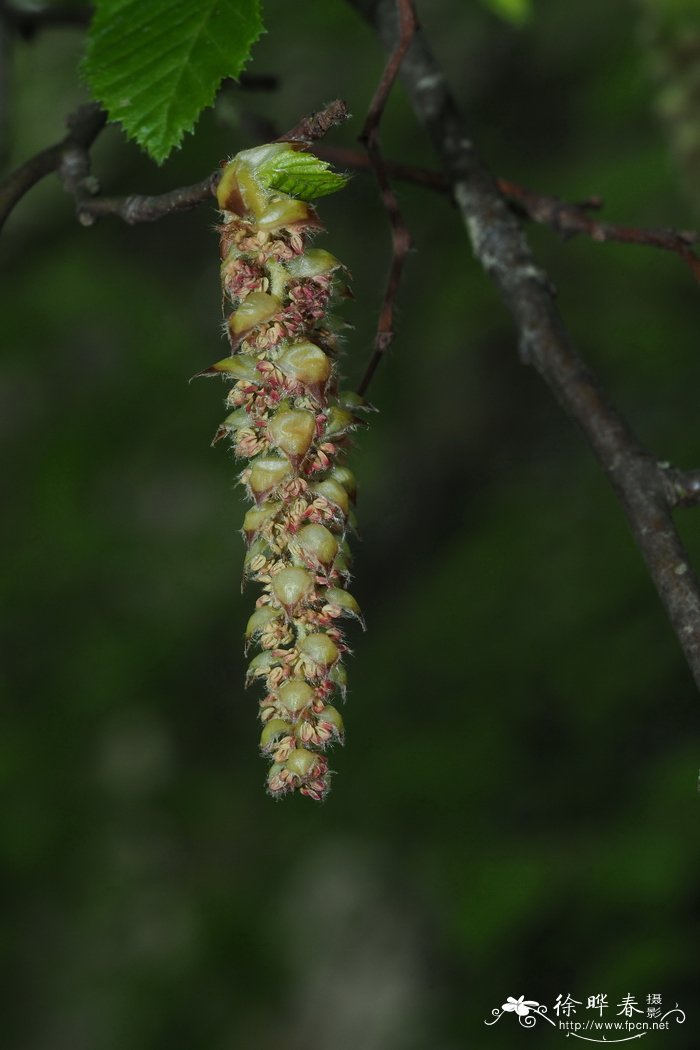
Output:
201,142,367,800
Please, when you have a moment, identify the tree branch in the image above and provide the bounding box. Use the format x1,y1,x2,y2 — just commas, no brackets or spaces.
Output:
0,100,351,233
75,175,218,226
497,177,700,284
0,102,105,232
5,85,696,303
279,99,350,143
348,0,700,692
355,0,416,397
317,145,700,283
3,28,699,694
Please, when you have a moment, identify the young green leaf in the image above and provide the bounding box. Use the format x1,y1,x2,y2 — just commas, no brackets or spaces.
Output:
83,0,265,164
256,149,349,201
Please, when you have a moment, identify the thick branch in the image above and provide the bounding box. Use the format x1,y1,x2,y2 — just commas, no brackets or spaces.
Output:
349,0,700,691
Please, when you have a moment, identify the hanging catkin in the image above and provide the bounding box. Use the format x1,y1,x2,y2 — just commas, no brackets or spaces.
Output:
198,142,366,800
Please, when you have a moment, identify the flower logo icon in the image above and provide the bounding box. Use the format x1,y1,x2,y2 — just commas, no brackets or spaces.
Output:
485,995,552,1028
502,995,540,1016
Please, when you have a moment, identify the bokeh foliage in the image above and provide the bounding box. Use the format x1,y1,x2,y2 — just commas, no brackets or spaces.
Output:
2,1,700,1047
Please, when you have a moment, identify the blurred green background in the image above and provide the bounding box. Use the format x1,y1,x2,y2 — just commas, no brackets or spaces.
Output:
2,1,700,1047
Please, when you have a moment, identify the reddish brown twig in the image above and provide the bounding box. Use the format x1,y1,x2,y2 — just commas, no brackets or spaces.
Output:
356,0,417,397
8,99,696,311
280,99,350,144
317,145,700,284
316,143,447,194
497,178,700,284
318,145,700,279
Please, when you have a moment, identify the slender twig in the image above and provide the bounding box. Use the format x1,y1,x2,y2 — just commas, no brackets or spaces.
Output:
0,102,105,232
317,145,700,283
348,0,700,693
279,99,350,144
356,0,417,397
76,175,219,226
76,101,350,225
0,100,350,233
317,143,448,193
5,89,697,298
498,178,700,284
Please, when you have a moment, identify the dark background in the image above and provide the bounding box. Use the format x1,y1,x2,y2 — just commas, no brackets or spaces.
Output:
2,1,699,1047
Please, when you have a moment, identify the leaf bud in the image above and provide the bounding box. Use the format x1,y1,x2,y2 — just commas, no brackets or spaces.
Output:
258,197,313,231
323,587,363,624
330,662,348,696
277,679,315,718
277,341,332,395
294,523,339,568
246,606,281,640
220,407,251,432
287,248,341,278
323,406,356,440
298,632,340,669
319,705,344,735
246,650,283,684
338,390,376,413
267,407,316,466
328,465,357,502
194,355,260,381
271,566,314,613
284,747,318,778
260,718,293,752
248,456,293,501
228,291,282,338
242,502,280,543
311,478,350,516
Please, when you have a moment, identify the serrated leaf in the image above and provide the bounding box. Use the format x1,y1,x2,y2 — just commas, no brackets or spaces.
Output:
256,150,349,201
83,0,265,163
481,0,531,26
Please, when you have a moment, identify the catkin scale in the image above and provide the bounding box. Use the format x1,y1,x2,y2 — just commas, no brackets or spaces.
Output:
200,142,367,800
